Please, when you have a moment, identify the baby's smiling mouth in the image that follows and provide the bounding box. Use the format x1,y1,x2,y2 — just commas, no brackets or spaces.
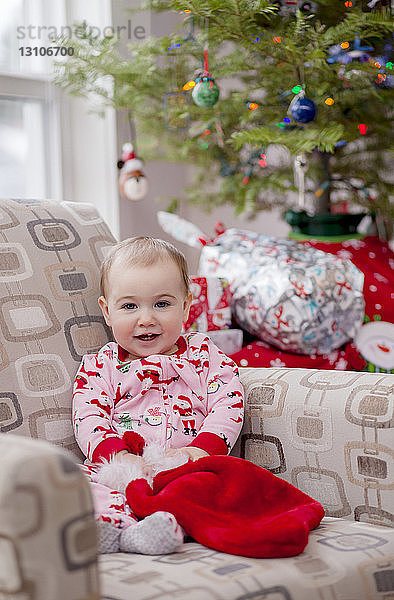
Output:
136,333,160,341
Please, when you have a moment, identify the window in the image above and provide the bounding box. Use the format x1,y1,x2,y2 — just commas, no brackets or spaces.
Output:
0,97,47,197
0,0,119,236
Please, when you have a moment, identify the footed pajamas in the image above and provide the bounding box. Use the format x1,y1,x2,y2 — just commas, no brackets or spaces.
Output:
73,332,244,528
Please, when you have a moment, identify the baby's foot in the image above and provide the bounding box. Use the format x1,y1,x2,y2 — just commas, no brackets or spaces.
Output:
97,520,121,554
120,511,184,555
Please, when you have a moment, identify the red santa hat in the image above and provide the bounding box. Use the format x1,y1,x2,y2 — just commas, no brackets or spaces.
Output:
120,143,144,174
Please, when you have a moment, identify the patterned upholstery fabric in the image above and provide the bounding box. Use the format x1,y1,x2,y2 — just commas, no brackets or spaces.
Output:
0,434,99,599
236,368,394,527
0,199,115,460
0,199,393,600
99,521,394,600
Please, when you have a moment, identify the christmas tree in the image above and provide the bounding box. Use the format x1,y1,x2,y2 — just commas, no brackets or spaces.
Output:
54,1,394,237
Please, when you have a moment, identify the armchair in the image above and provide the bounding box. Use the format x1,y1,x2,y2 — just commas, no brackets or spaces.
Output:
0,198,392,600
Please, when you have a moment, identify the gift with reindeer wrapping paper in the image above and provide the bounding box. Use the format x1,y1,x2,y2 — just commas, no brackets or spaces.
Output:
183,276,243,355
158,212,365,355
184,276,232,333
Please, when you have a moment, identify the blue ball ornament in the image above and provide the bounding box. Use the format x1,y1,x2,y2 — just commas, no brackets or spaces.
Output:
290,97,317,123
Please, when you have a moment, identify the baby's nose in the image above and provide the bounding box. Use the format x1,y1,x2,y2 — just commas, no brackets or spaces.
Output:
138,308,156,325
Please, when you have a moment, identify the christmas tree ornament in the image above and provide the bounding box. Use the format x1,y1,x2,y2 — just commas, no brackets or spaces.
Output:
117,143,148,202
289,91,317,123
192,50,220,108
354,321,394,372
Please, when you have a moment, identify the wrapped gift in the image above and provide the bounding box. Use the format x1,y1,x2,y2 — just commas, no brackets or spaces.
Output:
183,276,232,332
198,229,365,355
206,329,244,355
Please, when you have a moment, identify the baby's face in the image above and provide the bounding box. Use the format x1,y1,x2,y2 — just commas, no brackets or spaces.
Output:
99,258,191,359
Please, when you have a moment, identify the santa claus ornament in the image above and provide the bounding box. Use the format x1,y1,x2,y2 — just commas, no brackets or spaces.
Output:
117,143,148,201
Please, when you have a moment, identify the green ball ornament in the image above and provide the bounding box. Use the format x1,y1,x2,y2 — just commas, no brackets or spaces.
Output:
192,75,220,107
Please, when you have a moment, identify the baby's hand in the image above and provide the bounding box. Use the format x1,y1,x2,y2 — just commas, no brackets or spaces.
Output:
115,450,153,478
165,447,209,462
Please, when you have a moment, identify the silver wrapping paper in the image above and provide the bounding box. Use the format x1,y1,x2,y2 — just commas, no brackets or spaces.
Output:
206,329,244,355
198,229,365,355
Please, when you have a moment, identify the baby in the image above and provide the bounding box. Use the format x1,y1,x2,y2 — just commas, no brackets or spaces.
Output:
73,236,244,555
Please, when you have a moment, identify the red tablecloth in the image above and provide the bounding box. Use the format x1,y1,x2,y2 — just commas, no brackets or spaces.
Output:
230,236,393,370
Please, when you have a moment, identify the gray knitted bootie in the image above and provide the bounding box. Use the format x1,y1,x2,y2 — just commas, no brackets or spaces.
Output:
97,520,121,554
120,511,184,555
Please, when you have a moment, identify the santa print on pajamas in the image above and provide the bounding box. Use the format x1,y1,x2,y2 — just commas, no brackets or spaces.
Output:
73,332,244,529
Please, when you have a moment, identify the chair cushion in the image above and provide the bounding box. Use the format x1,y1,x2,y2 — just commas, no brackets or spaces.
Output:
98,517,394,600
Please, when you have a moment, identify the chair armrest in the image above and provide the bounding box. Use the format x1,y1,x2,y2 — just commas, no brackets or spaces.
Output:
237,367,394,525
0,434,100,599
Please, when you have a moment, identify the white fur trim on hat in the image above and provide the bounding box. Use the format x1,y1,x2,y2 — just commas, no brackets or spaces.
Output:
123,158,144,174
93,443,189,495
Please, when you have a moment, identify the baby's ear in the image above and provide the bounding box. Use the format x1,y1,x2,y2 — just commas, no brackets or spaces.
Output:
98,296,111,326
183,291,193,320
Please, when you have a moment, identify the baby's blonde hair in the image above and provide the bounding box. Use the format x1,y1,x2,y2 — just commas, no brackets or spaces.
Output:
100,236,190,299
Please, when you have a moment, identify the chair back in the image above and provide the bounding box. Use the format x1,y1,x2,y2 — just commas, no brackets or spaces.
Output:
0,199,115,459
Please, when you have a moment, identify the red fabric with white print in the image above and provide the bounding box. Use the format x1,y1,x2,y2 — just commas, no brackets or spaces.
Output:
230,236,393,370
183,276,232,332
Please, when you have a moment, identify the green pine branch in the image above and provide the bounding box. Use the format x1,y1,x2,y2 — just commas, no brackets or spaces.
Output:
53,2,394,234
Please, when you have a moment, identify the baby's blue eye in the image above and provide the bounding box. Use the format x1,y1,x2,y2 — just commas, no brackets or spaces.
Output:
155,301,170,308
122,303,137,310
